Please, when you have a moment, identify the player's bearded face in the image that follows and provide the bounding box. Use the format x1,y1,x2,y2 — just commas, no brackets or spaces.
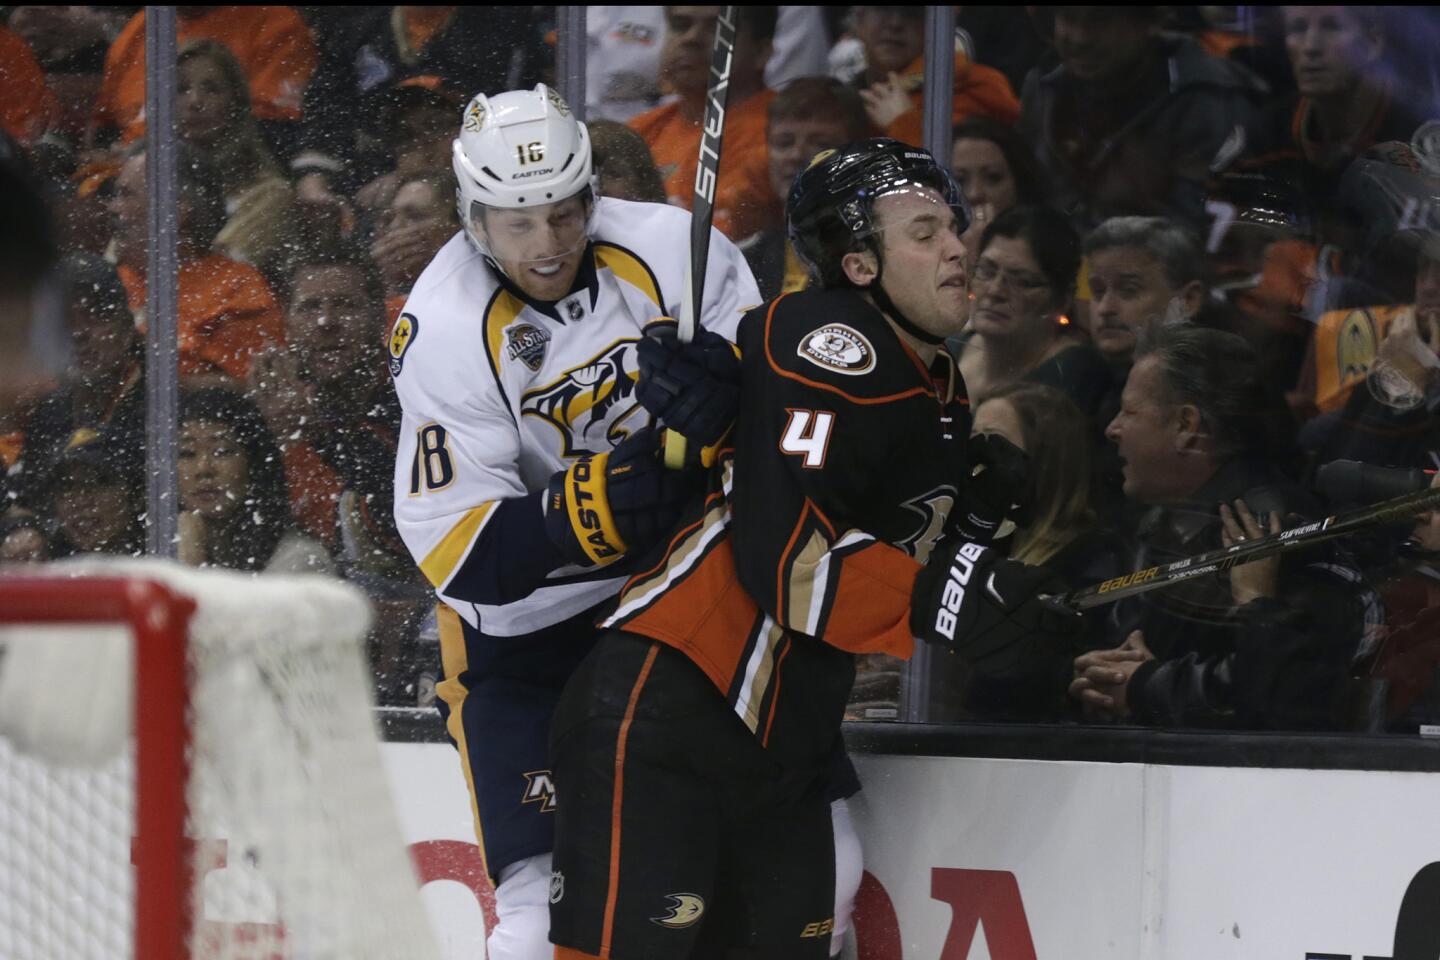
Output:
872,190,970,339
479,195,591,301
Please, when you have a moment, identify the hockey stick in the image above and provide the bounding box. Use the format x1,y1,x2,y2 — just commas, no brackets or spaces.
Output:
1053,483,1440,612
663,5,737,469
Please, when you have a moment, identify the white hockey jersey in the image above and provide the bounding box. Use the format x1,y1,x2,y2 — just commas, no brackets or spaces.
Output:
392,197,761,637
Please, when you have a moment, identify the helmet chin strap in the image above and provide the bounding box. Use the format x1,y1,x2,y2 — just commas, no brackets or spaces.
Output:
868,257,946,346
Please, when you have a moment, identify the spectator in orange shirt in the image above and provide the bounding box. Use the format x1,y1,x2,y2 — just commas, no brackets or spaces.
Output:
108,145,285,383
7,6,128,145
628,6,780,240
849,6,1020,146
93,6,316,150
177,39,298,286
0,24,56,146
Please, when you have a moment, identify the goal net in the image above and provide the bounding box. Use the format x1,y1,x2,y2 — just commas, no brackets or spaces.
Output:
0,558,442,960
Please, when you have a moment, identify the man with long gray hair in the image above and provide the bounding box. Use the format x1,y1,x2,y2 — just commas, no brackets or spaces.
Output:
1072,324,1379,730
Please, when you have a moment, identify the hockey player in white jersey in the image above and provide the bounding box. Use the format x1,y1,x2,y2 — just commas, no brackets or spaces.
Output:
390,84,758,960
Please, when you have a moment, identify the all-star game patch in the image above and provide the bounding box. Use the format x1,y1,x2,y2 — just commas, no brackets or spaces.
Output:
389,313,418,377
798,324,875,375
506,322,551,371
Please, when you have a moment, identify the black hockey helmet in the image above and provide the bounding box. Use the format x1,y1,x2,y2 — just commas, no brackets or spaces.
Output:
787,138,970,289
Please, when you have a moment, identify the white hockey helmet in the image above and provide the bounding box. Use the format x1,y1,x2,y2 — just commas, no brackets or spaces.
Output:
452,83,597,256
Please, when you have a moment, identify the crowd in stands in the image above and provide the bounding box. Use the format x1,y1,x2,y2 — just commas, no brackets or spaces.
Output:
4,5,1440,730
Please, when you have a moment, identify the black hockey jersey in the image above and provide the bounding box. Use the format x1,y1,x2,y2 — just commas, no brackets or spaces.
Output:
602,288,966,765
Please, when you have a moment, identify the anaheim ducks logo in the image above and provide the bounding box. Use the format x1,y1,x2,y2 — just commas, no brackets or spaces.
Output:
651,893,705,929
521,340,643,456
1336,308,1380,381
799,324,875,375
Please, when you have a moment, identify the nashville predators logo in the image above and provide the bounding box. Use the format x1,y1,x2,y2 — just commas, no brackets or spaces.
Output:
651,893,705,929
521,770,557,813
546,86,572,118
521,341,643,457
463,100,487,132
1336,308,1380,382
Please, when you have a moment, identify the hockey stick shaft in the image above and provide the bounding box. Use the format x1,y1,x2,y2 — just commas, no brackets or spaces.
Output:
664,5,736,469
1055,484,1440,611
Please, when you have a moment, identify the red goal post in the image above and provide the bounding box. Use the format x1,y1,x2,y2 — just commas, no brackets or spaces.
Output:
1,575,196,960
0,560,442,960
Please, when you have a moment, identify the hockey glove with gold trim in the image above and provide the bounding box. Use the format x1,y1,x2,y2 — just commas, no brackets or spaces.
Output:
544,427,701,567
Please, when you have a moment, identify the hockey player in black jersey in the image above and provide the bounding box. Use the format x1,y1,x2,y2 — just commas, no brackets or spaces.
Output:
548,140,1080,960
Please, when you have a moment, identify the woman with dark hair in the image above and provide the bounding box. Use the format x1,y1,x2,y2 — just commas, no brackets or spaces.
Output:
950,116,1048,215
955,204,1113,417
39,426,145,560
177,387,333,574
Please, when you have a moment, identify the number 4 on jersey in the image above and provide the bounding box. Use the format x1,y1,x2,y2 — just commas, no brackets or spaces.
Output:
780,409,835,469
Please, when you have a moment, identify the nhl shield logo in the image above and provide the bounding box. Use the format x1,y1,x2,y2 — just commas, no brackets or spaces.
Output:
506,323,551,372
549,870,565,904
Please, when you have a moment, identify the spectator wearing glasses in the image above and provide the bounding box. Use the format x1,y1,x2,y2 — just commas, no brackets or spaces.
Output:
955,205,1112,418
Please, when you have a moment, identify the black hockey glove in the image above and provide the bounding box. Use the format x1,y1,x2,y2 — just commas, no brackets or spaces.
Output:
544,428,701,567
951,432,1032,544
910,538,1082,677
636,321,740,465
